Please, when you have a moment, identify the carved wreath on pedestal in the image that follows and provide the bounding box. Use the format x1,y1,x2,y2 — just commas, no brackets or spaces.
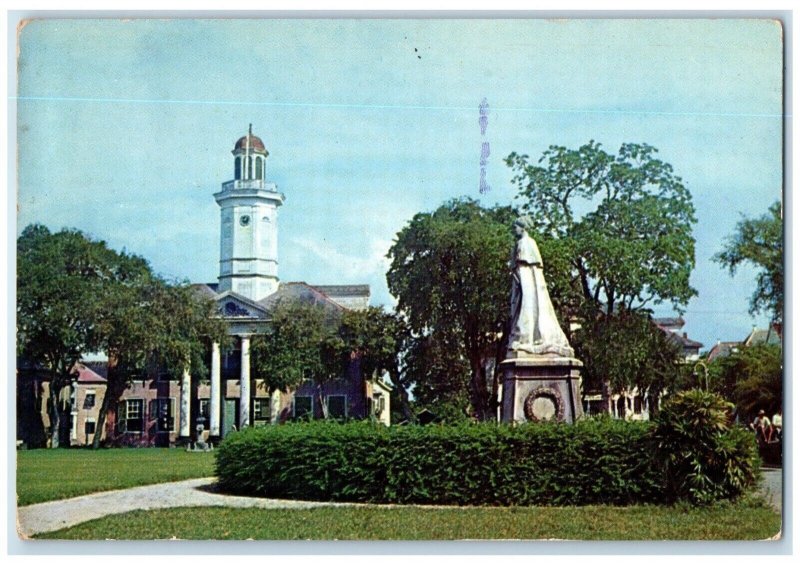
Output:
523,386,565,423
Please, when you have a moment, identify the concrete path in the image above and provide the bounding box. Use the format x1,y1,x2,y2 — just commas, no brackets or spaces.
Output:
759,468,782,513
17,470,784,539
16,477,350,539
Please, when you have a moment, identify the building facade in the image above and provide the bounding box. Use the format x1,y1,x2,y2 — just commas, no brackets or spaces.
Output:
16,127,391,449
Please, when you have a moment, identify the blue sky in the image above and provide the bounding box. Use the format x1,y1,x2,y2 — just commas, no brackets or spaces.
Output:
15,18,783,351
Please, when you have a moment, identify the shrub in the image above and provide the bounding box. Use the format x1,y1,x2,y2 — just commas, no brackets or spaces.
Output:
216,418,663,506
651,389,760,505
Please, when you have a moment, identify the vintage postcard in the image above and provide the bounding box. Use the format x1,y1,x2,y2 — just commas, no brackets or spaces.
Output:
13,16,784,547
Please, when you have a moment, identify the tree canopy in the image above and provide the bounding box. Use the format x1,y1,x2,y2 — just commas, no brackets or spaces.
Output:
714,201,783,325
506,141,697,316
17,224,227,447
708,343,782,419
250,299,343,396
505,142,697,398
386,198,517,420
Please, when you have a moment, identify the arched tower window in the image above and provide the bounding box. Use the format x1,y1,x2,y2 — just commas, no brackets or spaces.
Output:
246,156,253,180
255,157,263,180
235,157,241,180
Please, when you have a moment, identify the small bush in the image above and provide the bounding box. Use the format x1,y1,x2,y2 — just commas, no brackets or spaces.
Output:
216,419,663,506
651,389,760,505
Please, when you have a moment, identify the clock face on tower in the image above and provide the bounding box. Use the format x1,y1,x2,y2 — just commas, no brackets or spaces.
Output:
239,214,251,227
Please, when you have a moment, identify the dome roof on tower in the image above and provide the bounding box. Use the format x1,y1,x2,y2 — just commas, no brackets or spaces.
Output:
234,132,267,153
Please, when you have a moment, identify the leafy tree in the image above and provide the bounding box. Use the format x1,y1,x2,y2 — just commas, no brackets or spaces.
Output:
17,225,135,447
506,141,697,314
714,201,783,325
708,343,782,419
402,331,474,418
506,141,697,397
94,280,228,448
573,309,685,412
338,307,414,422
250,299,343,418
17,224,228,448
386,199,516,421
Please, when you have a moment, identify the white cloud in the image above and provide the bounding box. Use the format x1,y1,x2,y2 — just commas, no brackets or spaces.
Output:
289,235,392,282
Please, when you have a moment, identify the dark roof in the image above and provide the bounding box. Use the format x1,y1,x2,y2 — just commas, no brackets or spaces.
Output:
72,363,107,384
706,341,742,362
259,282,345,313
664,331,703,350
654,317,685,330
314,285,370,297
191,283,219,300
234,133,267,153
744,327,782,347
81,361,109,379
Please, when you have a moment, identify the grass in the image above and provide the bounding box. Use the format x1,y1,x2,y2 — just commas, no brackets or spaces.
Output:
36,496,781,541
16,448,215,506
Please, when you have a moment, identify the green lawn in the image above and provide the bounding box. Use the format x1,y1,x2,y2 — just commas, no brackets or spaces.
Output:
16,448,215,506
36,497,781,540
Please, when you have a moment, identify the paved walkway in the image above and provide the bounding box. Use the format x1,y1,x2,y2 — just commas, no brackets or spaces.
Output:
17,470,784,539
759,468,782,513
16,478,351,539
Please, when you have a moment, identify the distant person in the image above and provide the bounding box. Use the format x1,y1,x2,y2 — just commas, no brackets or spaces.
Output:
752,410,772,443
772,409,782,442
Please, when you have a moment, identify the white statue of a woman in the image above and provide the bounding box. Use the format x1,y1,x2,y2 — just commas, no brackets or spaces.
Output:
508,217,574,358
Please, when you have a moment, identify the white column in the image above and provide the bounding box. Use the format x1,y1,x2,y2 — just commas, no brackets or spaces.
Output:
210,342,221,437
239,336,251,428
179,366,191,438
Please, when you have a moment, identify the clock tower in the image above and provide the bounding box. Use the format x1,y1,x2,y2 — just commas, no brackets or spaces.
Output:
214,125,285,301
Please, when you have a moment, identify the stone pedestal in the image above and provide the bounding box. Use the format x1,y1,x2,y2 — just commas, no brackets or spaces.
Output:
501,355,583,424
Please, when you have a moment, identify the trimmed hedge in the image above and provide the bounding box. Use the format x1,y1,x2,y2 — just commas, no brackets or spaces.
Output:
216,418,665,506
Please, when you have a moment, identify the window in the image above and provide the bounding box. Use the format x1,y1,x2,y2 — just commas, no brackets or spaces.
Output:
85,420,96,436
293,395,313,420
326,395,347,419
255,157,263,179
253,398,271,424
84,391,96,409
119,399,144,433
152,398,175,432
199,399,210,420
372,394,385,417
235,157,241,180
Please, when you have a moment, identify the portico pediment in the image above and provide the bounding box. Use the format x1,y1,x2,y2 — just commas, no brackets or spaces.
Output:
215,291,270,320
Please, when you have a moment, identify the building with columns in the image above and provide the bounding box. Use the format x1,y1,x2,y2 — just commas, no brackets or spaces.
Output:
16,127,391,449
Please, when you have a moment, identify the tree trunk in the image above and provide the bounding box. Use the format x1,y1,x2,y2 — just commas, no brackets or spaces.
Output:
468,355,490,421
48,384,61,448
92,375,127,449
317,384,328,419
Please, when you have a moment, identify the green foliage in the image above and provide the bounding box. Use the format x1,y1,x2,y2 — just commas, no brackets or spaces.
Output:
17,224,227,448
573,309,684,398
250,299,343,393
506,142,697,398
708,343,782,419
714,201,783,324
651,390,760,505
216,419,664,506
338,307,414,421
386,198,517,420
506,141,697,315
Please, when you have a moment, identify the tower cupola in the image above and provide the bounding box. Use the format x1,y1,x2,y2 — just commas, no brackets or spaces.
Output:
232,124,269,181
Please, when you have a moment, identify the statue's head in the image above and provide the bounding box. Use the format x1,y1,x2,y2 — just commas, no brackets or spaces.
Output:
513,216,534,237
